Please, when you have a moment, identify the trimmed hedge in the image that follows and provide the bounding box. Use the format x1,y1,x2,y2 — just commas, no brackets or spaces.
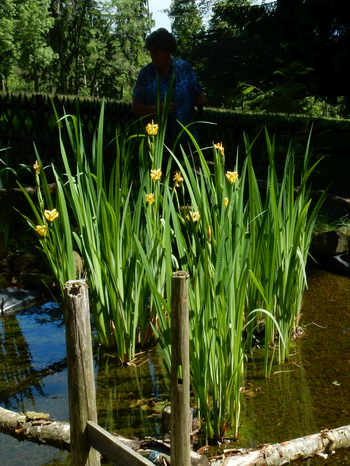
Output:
1,93,350,194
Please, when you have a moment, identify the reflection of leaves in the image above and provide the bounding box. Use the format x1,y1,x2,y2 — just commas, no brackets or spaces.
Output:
0,314,41,407
332,380,341,386
0,311,67,408
21,303,64,327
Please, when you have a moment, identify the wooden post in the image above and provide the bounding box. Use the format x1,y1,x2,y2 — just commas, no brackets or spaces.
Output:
171,271,191,466
64,279,100,466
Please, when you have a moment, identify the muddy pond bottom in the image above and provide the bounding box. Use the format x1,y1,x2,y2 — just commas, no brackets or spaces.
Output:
1,268,350,465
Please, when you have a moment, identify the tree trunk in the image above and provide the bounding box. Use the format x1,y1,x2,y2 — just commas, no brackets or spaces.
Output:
211,425,350,465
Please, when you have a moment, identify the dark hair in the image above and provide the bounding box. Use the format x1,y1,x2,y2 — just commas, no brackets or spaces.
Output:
145,28,177,54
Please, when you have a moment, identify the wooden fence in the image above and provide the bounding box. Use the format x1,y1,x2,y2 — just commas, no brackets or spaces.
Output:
64,273,191,466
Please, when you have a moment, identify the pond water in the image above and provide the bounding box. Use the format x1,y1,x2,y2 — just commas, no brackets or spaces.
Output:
0,268,350,465
235,267,350,464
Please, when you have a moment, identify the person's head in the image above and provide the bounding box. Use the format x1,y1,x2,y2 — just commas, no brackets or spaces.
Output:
145,28,177,70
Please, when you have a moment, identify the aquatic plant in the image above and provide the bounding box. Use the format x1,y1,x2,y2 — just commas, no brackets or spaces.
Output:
245,131,325,367
18,153,76,294
18,103,324,442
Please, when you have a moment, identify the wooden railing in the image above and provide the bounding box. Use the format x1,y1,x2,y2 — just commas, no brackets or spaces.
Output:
64,273,192,466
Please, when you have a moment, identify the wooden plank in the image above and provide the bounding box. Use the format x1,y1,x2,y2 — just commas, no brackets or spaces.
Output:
64,279,100,466
86,421,154,466
171,271,191,466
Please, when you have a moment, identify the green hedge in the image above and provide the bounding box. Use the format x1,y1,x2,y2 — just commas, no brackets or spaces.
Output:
1,93,350,194
0,92,134,184
197,108,350,196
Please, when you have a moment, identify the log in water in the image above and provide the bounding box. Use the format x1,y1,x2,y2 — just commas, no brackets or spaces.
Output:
211,424,350,465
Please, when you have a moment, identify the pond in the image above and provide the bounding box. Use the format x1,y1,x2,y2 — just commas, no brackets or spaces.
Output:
0,267,350,465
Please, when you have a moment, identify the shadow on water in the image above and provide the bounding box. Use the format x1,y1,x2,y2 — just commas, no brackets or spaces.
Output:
1,268,350,465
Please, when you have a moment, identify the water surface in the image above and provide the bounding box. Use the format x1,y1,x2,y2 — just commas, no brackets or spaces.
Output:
1,268,350,465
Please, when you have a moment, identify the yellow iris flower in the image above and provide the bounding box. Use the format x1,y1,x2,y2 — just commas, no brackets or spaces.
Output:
35,225,48,237
214,142,225,156
150,168,162,182
44,209,59,222
173,171,184,187
225,171,239,184
145,192,155,205
189,211,200,222
33,160,40,175
146,120,159,136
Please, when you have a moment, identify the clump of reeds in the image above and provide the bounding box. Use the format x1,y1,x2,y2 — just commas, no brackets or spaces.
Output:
19,103,323,442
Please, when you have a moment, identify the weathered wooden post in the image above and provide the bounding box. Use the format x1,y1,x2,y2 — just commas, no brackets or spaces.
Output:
64,279,100,466
171,271,191,466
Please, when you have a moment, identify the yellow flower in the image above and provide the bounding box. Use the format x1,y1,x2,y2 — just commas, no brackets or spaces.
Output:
145,192,155,205
225,171,239,184
173,171,184,188
146,120,159,136
33,160,40,175
150,168,162,182
189,211,200,222
214,142,225,156
224,197,229,207
35,225,48,237
44,208,59,222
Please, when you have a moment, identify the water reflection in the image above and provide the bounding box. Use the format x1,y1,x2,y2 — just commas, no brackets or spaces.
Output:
0,304,70,466
95,348,169,440
1,270,350,465
0,313,45,408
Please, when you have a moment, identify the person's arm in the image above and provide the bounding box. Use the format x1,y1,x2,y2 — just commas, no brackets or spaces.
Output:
132,100,157,116
188,63,207,109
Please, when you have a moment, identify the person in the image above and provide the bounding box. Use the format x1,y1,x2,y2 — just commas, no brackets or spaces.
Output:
132,28,206,144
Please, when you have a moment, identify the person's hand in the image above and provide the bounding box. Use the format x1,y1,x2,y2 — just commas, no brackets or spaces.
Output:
160,102,176,113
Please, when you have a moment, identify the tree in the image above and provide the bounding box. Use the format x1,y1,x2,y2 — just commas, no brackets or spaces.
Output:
0,0,16,91
194,0,274,105
47,0,153,97
274,0,350,98
100,0,153,98
48,0,101,94
168,0,204,61
193,0,350,112
14,0,56,91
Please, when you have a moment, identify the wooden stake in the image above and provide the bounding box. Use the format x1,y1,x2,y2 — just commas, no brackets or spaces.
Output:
64,279,100,466
171,270,191,466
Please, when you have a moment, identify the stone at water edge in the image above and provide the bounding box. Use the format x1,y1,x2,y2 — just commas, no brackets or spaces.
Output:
0,287,40,314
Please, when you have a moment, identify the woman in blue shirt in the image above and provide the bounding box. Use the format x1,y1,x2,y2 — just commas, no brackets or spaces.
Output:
132,28,206,134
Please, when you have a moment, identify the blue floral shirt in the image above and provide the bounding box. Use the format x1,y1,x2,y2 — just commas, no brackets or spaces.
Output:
133,57,202,126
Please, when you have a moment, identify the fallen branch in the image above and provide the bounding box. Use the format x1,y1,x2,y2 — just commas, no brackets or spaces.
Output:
0,407,208,465
210,425,350,465
0,406,70,450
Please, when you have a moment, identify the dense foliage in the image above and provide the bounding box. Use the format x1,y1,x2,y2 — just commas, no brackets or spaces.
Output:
191,0,350,115
0,0,152,98
1,0,349,115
